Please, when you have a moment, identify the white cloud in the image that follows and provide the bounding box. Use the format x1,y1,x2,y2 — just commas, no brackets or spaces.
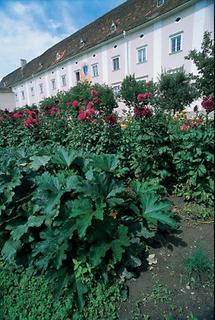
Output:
0,1,77,82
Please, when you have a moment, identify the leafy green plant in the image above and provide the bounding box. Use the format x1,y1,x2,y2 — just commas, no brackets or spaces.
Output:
182,202,214,220
185,31,214,97
0,146,176,309
157,70,197,114
149,282,171,304
185,247,213,283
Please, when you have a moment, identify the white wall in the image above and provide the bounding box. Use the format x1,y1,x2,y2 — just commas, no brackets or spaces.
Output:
13,0,214,109
0,92,16,111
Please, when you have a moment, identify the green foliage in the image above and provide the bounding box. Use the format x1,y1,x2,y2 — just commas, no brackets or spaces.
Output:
157,70,197,113
184,247,213,282
182,202,214,220
0,261,74,320
120,113,175,187
185,31,214,97
169,118,214,205
0,260,123,320
120,74,156,108
0,146,176,307
67,116,122,154
148,282,171,304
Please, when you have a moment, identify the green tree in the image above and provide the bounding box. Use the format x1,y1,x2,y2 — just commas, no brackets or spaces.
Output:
185,31,214,97
157,70,197,114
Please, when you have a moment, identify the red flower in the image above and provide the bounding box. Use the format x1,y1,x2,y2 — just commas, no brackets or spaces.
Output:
87,108,95,115
105,114,117,125
137,93,145,102
91,89,98,97
93,97,100,104
134,107,152,118
24,118,33,128
71,100,79,108
12,112,23,119
137,92,152,102
41,111,46,116
181,125,189,131
78,110,88,121
50,107,56,116
201,97,214,113
87,101,94,109
92,119,97,124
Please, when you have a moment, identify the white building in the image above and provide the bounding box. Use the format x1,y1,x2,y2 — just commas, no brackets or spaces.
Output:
0,0,214,110
0,88,16,111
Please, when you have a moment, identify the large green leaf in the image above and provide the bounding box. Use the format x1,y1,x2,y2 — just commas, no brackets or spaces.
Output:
1,239,21,262
30,155,51,170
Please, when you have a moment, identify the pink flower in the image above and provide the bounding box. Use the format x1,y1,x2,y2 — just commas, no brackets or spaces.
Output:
12,112,23,119
137,92,152,102
78,110,88,121
137,93,145,102
24,118,33,128
87,108,95,115
91,89,98,97
181,125,189,131
41,111,46,116
50,107,56,116
87,101,94,109
92,119,97,124
68,100,79,108
93,97,99,104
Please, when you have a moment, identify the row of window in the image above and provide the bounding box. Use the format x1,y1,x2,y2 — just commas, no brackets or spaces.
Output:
18,32,182,100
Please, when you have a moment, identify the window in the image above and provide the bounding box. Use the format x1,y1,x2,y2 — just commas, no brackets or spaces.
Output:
167,66,184,74
157,0,164,6
51,79,56,90
136,76,148,82
61,75,67,87
170,33,182,54
92,64,99,77
112,56,120,71
21,91,25,100
75,71,80,83
30,87,34,97
112,84,121,98
137,46,147,64
39,83,43,94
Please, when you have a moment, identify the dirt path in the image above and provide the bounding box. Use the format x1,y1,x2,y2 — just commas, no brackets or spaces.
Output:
118,199,214,320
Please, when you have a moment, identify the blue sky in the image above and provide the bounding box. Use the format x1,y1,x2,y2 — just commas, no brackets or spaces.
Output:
0,0,125,81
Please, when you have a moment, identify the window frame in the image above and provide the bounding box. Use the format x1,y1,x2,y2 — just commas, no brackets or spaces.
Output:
61,74,67,87
51,79,56,90
21,90,25,100
112,56,120,71
169,32,183,54
92,63,99,77
75,70,81,84
30,87,35,97
112,83,121,98
136,46,148,64
157,0,164,7
39,83,43,94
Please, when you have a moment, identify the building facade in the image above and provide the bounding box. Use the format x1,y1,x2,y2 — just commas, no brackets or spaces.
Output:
0,0,214,110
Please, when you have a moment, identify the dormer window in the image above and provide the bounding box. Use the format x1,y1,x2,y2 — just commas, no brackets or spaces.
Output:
157,0,164,6
80,38,85,48
111,21,117,33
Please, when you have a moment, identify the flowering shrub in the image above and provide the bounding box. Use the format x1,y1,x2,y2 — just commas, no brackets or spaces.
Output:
201,96,214,114
169,115,214,205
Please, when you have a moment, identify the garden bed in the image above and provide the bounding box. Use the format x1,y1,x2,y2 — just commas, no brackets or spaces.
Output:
118,197,214,320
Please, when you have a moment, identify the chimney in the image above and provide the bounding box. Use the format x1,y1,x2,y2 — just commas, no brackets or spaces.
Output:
20,59,27,68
